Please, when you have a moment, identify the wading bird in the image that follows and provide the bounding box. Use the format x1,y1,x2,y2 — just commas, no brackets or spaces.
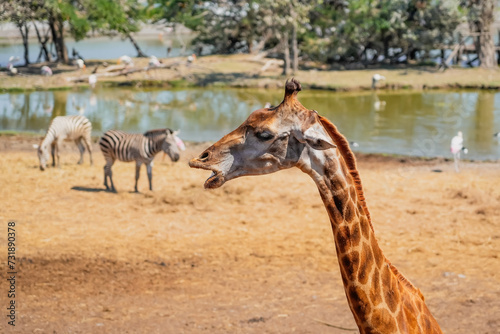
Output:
451,131,467,172
41,66,52,76
372,73,386,89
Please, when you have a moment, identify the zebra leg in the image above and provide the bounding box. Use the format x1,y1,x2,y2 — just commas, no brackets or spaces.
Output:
76,139,85,164
104,159,116,192
51,143,56,167
146,162,153,191
83,136,93,165
135,162,143,192
55,140,62,168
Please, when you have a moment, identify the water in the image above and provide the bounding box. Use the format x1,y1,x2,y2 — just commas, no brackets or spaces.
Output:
0,36,190,67
1,88,499,161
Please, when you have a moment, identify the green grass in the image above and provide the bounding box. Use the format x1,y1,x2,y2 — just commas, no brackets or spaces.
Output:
0,130,40,137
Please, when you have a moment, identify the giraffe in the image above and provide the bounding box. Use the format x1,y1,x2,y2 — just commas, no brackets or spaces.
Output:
189,79,443,334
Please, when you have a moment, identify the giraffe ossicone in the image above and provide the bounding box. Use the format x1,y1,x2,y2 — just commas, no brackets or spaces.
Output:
189,78,443,334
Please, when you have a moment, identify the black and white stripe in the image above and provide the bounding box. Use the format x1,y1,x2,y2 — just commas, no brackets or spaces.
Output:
37,115,93,171
99,129,180,192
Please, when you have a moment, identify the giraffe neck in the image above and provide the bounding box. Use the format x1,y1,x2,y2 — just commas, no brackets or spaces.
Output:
298,147,443,333
299,148,397,331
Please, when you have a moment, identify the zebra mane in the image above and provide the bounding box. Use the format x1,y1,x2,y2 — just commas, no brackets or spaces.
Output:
143,128,173,137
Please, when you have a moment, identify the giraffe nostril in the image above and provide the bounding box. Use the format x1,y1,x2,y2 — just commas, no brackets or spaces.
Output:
199,151,210,161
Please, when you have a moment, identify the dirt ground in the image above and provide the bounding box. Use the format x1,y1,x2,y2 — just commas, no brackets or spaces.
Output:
0,135,499,333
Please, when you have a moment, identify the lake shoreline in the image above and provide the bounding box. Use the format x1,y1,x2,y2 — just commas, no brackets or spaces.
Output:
4,132,498,163
1,54,500,93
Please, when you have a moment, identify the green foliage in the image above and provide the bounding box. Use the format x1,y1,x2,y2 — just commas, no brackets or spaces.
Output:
86,0,146,35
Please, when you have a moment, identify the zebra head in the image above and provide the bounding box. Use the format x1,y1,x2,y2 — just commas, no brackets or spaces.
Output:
37,143,50,171
162,129,180,162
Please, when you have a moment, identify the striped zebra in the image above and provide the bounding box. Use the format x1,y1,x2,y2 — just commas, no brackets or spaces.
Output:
99,129,180,192
37,115,93,171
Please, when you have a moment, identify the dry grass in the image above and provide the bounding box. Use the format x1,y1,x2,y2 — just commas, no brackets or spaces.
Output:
0,135,500,333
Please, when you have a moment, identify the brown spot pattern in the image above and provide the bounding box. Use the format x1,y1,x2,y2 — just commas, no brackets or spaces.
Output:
358,243,374,285
336,225,351,254
341,251,360,281
349,186,357,200
403,299,419,331
371,308,397,333
360,215,371,239
396,310,408,333
369,269,383,306
350,223,361,248
348,285,371,317
344,200,356,222
371,236,384,267
382,265,400,313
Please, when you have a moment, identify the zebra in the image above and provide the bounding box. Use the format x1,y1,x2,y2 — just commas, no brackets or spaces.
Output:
99,129,180,192
37,115,93,171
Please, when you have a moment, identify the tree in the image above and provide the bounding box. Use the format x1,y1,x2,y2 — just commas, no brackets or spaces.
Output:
463,0,497,68
87,0,149,57
42,0,90,63
305,0,463,65
0,0,41,65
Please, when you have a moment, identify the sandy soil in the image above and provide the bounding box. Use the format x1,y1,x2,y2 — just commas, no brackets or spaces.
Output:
0,135,499,333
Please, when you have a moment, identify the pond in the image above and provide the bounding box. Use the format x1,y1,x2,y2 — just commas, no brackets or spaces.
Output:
1,87,500,161
0,36,190,67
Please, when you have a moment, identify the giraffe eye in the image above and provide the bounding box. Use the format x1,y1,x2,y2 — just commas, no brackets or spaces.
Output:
255,131,274,141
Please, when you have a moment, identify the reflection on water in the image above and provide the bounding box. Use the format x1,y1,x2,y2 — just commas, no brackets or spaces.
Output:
0,88,499,160
0,37,190,67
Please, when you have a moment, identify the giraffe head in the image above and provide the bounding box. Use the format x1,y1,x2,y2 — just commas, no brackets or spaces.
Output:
189,79,337,188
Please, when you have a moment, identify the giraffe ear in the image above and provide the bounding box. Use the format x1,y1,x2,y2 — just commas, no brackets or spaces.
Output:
303,127,337,150
294,123,336,151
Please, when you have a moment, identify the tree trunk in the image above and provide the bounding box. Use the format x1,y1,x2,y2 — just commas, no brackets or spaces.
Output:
382,32,390,60
478,30,496,68
282,32,291,76
127,33,147,58
471,0,496,69
33,22,52,62
18,23,30,65
291,23,298,74
49,16,69,63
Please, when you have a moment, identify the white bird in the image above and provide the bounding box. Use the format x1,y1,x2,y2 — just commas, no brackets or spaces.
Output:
373,94,386,111
9,56,19,63
88,74,97,89
7,63,18,75
349,141,359,148
372,74,386,89
118,55,133,66
187,54,196,65
451,131,467,172
41,66,52,76
264,102,272,108
148,55,161,68
76,58,86,70
374,100,386,111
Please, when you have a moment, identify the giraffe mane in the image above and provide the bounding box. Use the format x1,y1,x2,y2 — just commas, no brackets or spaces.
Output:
318,114,425,300
317,115,372,227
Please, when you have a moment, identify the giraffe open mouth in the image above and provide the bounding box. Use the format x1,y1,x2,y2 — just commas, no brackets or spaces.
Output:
188,160,225,189
204,170,224,189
